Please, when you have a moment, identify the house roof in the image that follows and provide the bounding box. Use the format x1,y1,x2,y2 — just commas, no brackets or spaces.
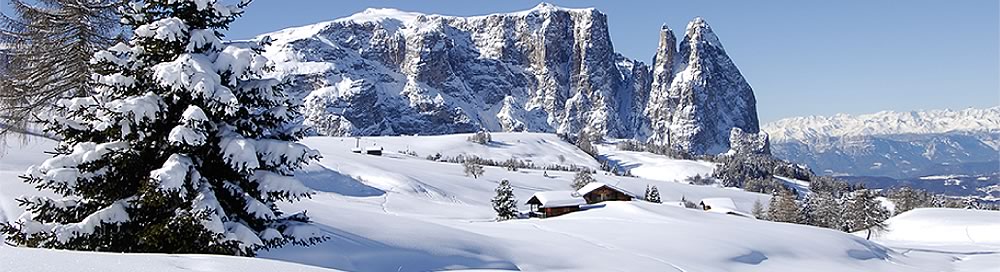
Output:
699,197,753,218
526,191,586,208
576,182,637,197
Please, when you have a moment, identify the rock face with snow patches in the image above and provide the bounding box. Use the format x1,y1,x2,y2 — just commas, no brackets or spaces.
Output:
644,18,760,154
258,3,763,154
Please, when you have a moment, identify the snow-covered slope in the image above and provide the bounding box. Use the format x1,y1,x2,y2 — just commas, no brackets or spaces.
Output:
871,208,1000,272
257,3,763,155
763,107,1000,178
0,245,342,272
596,141,717,183
878,208,1000,245
333,132,601,169
3,132,996,271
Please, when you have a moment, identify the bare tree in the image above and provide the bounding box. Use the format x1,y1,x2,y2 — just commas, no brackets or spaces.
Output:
0,0,119,142
463,160,485,179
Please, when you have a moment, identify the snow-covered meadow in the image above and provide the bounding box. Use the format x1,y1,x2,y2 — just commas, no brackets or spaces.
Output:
1,132,998,271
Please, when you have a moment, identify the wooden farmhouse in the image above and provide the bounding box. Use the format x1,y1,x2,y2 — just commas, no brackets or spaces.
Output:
576,182,637,204
699,197,753,218
525,191,586,218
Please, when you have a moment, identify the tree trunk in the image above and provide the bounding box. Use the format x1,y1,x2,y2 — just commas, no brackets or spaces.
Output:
866,228,872,240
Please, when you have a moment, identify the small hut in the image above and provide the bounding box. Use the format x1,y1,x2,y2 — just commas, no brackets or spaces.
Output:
364,146,383,156
699,198,753,218
525,191,586,218
576,182,636,204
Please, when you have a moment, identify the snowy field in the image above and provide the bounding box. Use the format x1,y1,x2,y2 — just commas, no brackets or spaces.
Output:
595,141,717,183
1,133,998,271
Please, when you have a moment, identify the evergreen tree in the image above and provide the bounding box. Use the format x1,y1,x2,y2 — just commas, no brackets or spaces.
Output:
803,192,844,230
575,132,598,159
887,187,932,215
463,160,484,179
491,179,518,221
571,170,595,190
467,129,491,144
644,185,661,203
751,200,765,219
844,189,890,240
766,189,801,223
0,0,119,142
2,0,324,256
963,198,982,210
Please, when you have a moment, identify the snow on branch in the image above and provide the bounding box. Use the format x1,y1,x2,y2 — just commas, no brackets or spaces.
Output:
18,199,131,243
150,154,194,196
135,17,188,42
152,54,239,115
252,170,312,201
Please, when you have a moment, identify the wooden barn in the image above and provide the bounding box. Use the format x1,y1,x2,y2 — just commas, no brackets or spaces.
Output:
576,182,637,204
525,191,586,218
363,146,383,156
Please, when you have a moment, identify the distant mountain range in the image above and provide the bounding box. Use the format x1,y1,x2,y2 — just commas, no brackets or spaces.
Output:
763,107,1000,179
256,3,762,155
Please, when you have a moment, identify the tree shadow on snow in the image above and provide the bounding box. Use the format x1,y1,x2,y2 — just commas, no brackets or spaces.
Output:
259,221,520,271
847,239,891,261
730,250,768,265
597,155,642,174
295,164,385,197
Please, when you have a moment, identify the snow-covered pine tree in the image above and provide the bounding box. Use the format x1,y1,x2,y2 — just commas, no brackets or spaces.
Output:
467,129,491,144
887,187,932,215
963,198,981,210
644,185,661,203
802,192,844,230
751,200,765,219
571,170,595,190
575,132,598,159
766,189,801,223
1,0,324,256
0,0,119,143
492,179,518,221
844,189,890,240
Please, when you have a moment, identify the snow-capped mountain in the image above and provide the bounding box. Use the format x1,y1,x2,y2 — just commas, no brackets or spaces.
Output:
763,107,1000,178
645,19,760,154
256,3,761,154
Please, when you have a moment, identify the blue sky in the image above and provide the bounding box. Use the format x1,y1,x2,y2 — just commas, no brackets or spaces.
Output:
5,1,998,122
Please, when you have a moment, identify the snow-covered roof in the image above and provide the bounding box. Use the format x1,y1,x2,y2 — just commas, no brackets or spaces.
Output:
701,197,741,213
576,182,637,197
363,146,383,151
527,191,586,208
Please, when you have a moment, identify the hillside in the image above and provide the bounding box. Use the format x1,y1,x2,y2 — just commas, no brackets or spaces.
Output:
0,245,342,272
2,133,998,271
869,208,1000,272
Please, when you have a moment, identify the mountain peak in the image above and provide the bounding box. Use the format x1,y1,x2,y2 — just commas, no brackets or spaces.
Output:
684,17,723,51
529,2,594,12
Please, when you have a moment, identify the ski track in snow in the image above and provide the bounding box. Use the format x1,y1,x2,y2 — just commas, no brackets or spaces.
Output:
528,222,687,272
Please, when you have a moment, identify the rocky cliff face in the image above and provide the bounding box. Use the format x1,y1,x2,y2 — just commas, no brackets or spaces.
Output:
644,18,760,154
260,4,763,154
